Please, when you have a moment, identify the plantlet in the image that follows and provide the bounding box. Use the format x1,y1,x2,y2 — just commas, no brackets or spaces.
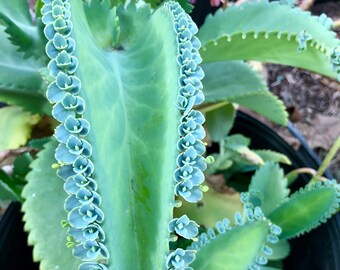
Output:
0,0,339,269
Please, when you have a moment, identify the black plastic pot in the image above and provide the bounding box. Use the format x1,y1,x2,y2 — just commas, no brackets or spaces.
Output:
0,112,339,269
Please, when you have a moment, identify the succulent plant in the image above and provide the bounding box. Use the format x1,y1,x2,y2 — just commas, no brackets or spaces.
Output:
0,0,339,269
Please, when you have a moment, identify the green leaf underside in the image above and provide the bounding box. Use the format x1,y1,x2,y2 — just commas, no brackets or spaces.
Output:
71,2,179,269
198,1,338,46
192,221,269,270
22,140,81,269
202,61,288,125
268,183,339,239
206,103,235,142
0,106,40,150
254,150,291,165
249,162,289,215
0,0,46,59
0,27,48,114
200,31,338,79
198,1,339,78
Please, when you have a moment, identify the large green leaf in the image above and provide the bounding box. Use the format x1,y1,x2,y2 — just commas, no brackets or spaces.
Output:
66,2,180,269
202,61,288,125
0,106,40,150
198,2,340,78
268,180,340,239
249,162,289,215
192,220,271,270
22,140,81,269
0,0,46,59
0,28,49,114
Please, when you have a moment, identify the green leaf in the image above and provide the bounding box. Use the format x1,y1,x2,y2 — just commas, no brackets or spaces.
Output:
143,0,162,9
268,180,340,239
0,170,20,201
0,27,49,114
65,2,182,268
227,144,264,166
202,61,288,125
0,0,46,59
192,220,271,270
267,240,290,261
228,91,288,126
202,61,268,101
22,140,81,269
223,135,264,166
198,1,339,78
224,134,250,147
206,103,235,142
117,3,152,47
13,152,33,177
249,162,289,215
83,0,120,48
175,189,243,228
0,106,40,151
255,150,291,165
175,0,194,13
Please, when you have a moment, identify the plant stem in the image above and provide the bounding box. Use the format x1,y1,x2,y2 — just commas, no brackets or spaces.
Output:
310,135,340,184
199,101,229,114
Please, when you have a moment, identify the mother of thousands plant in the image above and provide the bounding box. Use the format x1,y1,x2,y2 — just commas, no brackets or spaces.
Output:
0,0,339,269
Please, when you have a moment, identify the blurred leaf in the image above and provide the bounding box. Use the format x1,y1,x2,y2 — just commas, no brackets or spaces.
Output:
255,150,291,165
224,135,264,166
228,144,264,166
0,106,40,150
0,180,18,201
0,0,46,59
175,188,243,228
0,27,48,114
224,134,250,147
267,240,290,261
205,153,233,175
206,103,235,142
28,137,52,150
13,152,33,176
175,0,194,13
0,171,20,201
